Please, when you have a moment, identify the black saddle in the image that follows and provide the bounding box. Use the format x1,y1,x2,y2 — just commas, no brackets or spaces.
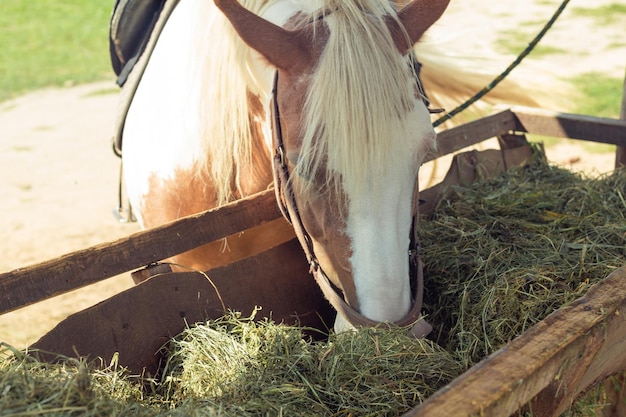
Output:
109,0,167,86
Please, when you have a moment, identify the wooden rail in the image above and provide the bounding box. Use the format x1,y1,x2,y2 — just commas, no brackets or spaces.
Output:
2,106,625,415
511,106,626,146
0,190,281,315
405,265,626,417
425,109,518,162
425,107,626,164
2,108,624,317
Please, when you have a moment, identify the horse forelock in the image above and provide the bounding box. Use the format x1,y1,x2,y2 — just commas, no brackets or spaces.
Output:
297,0,420,202
192,0,420,207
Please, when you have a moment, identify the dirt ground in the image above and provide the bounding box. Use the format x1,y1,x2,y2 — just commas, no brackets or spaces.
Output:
1,0,624,348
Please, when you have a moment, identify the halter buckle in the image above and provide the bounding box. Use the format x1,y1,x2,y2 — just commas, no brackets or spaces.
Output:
275,144,286,167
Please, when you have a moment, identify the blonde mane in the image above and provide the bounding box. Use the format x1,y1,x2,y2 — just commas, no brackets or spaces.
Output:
193,0,419,206
298,0,419,200
189,0,554,206
192,0,273,206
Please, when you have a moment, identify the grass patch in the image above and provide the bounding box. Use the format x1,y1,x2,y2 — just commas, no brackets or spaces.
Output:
11,146,33,153
0,0,113,102
569,72,623,119
529,72,624,154
17,184,33,192
494,28,568,57
85,87,120,98
570,3,626,25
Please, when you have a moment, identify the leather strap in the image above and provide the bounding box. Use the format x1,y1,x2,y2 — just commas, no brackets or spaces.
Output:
271,72,427,331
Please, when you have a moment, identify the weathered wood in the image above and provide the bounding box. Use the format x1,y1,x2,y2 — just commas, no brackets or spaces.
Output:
404,265,626,417
511,106,626,146
31,239,334,375
424,109,517,163
601,69,626,417
429,106,626,166
420,143,534,215
616,70,626,168
131,263,172,284
0,189,282,315
498,132,530,150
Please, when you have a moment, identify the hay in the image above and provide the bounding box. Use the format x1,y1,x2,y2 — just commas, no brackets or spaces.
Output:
157,312,461,416
420,156,625,365
1,156,624,416
0,344,152,416
0,320,461,416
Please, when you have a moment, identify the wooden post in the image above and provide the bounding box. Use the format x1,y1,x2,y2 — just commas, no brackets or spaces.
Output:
603,67,626,417
0,190,283,315
616,68,626,168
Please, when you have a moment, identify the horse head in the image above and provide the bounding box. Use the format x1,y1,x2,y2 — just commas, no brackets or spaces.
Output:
215,0,449,335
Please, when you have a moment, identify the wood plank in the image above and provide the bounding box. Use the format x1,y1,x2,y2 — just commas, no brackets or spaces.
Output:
404,265,626,417
420,144,534,215
427,106,626,166
31,239,334,375
424,109,517,163
0,189,282,315
616,70,626,167
511,106,626,146
601,69,626,417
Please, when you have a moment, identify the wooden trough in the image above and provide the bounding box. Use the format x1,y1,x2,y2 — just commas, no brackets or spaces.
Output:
1,106,625,416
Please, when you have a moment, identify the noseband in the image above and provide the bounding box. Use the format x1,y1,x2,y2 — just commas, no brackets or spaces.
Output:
270,71,429,331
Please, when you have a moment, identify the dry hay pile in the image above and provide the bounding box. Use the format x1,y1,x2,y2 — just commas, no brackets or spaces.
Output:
0,323,461,416
421,157,625,365
1,157,624,416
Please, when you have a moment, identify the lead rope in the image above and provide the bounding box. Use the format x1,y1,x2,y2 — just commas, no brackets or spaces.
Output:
432,0,570,128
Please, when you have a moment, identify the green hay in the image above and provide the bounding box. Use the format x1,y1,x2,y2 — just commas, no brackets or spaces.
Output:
1,156,624,416
421,157,625,365
0,345,151,416
0,321,461,416
158,313,461,416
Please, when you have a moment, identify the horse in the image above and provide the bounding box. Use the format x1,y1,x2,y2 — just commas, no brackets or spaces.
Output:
120,0,538,335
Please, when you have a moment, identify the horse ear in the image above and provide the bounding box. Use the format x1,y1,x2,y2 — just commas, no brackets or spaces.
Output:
392,0,450,53
214,0,309,71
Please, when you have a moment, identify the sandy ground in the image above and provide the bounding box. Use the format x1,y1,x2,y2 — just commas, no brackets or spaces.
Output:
1,0,624,348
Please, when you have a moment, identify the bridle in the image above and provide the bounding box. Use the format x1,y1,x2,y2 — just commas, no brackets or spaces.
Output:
270,71,431,332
